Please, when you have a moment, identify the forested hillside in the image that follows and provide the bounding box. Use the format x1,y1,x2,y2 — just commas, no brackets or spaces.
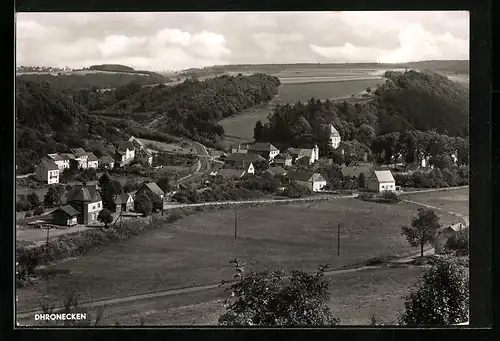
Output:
257,70,468,155
97,73,281,145
15,79,178,174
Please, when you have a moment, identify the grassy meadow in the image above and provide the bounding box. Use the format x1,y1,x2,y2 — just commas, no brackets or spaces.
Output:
403,187,469,216
17,198,457,312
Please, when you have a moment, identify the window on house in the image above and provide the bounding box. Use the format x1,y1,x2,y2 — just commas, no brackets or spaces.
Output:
98,203,101,208
381,185,385,189
92,205,96,210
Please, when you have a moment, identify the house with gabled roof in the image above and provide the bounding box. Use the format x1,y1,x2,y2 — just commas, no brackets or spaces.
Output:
286,145,319,165
264,166,287,177
225,153,266,166
324,124,341,149
70,148,89,169
285,170,327,192
99,155,115,169
115,141,136,166
272,153,293,167
434,221,468,254
136,147,153,166
114,193,135,213
52,204,80,226
66,183,103,225
35,156,60,184
86,152,99,169
230,142,252,154
136,182,165,199
248,142,280,160
366,170,396,192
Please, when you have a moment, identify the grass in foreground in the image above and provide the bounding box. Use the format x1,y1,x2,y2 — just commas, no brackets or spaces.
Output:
17,199,456,311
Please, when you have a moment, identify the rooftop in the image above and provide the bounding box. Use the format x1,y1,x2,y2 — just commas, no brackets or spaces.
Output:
248,142,279,152
87,152,99,161
70,148,87,157
67,185,102,203
225,153,266,163
57,204,81,217
141,182,165,196
39,157,59,171
99,155,115,164
371,170,395,183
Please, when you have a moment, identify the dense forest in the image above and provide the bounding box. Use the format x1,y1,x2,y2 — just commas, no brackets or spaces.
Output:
256,70,468,160
15,73,281,173
96,73,281,145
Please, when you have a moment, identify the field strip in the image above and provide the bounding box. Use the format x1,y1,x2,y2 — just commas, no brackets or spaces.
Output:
16,265,384,318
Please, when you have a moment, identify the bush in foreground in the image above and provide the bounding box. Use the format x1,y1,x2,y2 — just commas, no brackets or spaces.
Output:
445,230,469,256
399,257,469,325
219,259,338,326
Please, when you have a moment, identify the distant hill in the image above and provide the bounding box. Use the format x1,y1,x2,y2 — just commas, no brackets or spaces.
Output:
16,64,165,91
183,60,469,78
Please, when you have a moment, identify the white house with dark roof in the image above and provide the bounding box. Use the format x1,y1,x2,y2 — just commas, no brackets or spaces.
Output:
115,141,136,166
286,170,327,192
35,156,60,184
66,184,103,225
86,152,99,169
70,148,89,169
324,124,341,149
367,170,396,192
248,142,280,160
114,193,135,213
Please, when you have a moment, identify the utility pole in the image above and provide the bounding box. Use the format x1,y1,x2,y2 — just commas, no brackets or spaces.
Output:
337,223,341,256
234,206,238,239
46,226,50,246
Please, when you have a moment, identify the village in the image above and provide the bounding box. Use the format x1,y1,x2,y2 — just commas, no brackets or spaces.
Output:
16,121,467,258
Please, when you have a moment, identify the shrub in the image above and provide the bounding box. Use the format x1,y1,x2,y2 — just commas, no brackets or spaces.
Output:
445,230,469,256
24,211,33,218
134,194,152,216
381,191,400,202
219,260,338,326
16,195,32,212
399,257,469,325
97,208,114,228
33,206,45,216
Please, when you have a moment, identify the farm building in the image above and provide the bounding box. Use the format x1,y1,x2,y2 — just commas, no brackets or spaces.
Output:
286,171,327,192
248,142,280,161
285,145,319,165
52,205,80,226
114,193,134,213
66,184,103,225
136,182,165,199
272,153,293,167
366,170,396,192
70,148,89,169
434,222,468,254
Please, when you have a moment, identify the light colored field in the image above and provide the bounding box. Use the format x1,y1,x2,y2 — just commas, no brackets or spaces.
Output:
219,78,383,140
17,199,457,312
402,187,469,216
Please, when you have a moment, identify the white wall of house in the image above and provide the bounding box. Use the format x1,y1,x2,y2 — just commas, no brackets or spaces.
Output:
36,164,59,184
87,161,99,169
83,201,103,224
330,136,341,149
269,150,279,160
231,148,248,154
312,180,326,192
367,176,396,192
247,163,255,175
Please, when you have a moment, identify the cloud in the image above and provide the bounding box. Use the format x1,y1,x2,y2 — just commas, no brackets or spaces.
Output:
16,11,469,70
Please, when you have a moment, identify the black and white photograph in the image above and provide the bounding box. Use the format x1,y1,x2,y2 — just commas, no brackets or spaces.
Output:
15,11,470,327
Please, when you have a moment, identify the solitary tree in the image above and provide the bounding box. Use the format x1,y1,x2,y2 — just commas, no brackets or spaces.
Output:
253,121,264,141
97,208,114,228
399,257,469,325
358,173,366,188
134,194,152,216
156,176,172,193
401,208,441,257
219,260,339,326
101,180,123,209
44,184,65,207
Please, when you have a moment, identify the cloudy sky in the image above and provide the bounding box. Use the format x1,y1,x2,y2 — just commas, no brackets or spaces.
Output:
16,11,469,71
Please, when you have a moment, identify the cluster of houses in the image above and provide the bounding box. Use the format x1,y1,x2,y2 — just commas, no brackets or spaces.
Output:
52,181,166,227
35,137,154,184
